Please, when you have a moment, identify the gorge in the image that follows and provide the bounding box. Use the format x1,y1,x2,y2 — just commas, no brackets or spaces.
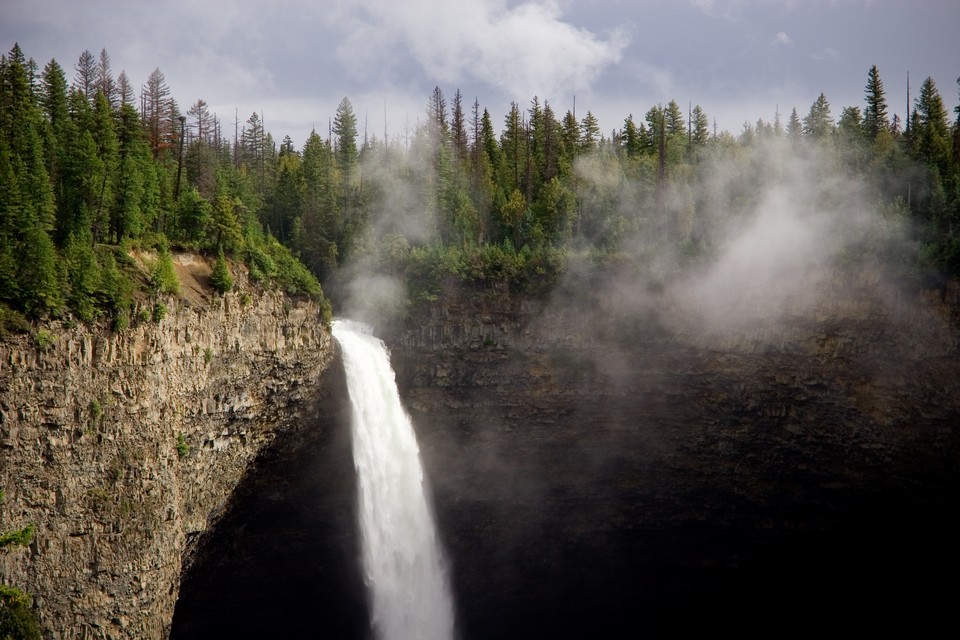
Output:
3,262,960,639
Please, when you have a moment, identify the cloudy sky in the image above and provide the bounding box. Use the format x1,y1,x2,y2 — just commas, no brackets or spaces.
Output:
2,0,958,148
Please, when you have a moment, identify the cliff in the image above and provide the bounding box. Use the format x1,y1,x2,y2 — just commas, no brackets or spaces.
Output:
0,254,331,640
382,269,960,637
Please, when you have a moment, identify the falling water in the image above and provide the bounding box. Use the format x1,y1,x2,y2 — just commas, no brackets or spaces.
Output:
332,319,455,640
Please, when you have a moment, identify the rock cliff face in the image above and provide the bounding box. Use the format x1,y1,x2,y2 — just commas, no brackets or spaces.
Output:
0,282,330,639
382,271,960,637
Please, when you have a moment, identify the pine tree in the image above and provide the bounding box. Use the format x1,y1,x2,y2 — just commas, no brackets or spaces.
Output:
451,89,468,167
913,76,950,173
691,105,710,146
19,225,62,317
863,65,889,141
141,68,175,158
73,49,96,102
113,103,148,240
803,93,833,139
64,228,100,320
579,111,600,151
333,97,358,172
622,115,641,157
117,70,134,106
210,249,234,293
186,99,216,197
90,92,119,242
500,102,525,195
786,107,803,143
294,130,340,277
95,48,117,109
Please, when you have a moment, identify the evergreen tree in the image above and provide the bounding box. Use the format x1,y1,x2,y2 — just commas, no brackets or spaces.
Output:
913,76,951,173
499,102,526,196
333,96,358,178
64,228,100,320
691,105,710,146
803,93,833,139
113,102,148,240
622,114,642,157
332,97,359,251
90,92,119,242
95,48,117,109
117,70,133,106
141,67,175,158
786,107,803,143
863,65,889,140
294,130,340,277
73,49,96,102
19,225,62,317
451,88,468,167
210,249,234,293
579,110,600,151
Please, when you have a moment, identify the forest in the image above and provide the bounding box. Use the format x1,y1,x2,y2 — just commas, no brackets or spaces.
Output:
1,42,959,333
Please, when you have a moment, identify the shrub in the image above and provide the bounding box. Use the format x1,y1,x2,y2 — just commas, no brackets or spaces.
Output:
0,585,41,640
34,329,55,350
210,250,234,294
89,399,102,425
176,433,190,458
0,304,31,338
150,248,180,295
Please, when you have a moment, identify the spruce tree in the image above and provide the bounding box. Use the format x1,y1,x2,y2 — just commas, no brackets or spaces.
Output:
803,93,834,139
913,76,950,173
863,65,889,140
210,249,234,293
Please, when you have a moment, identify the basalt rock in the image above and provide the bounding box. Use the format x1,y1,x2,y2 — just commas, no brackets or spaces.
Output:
382,271,960,637
0,276,330,640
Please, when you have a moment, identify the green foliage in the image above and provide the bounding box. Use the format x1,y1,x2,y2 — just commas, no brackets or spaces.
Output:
0,305,30,338
89,398,103,425
0,523,34,549
176,433,189,458
33,329,54,350
18,226,62,319
150,247,179,295
0,585,41,640
4,40,960,331
64,230,100,321
151,301,167,323
0,479,40,640
209,250,234,294
203,347,213,366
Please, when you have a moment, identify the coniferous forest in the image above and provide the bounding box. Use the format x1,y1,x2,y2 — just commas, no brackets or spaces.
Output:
1,42,959,332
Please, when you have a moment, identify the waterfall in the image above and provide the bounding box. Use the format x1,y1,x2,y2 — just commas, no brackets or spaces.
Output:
332,319,455,640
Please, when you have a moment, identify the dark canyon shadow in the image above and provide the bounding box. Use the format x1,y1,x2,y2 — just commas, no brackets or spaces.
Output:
170,354,369,639
173,283,960,639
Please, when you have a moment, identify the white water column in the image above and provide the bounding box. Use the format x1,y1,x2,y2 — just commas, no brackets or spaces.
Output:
332,319,455,640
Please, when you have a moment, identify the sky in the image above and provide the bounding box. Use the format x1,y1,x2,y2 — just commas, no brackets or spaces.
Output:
2,0,959,149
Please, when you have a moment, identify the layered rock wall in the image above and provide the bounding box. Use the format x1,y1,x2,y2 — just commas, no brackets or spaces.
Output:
0,289,329,639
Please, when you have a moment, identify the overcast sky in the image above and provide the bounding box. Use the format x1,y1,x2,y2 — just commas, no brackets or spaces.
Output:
3,0,958,149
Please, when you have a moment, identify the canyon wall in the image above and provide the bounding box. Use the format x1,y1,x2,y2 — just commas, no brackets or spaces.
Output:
382,270,960,637
0,281,330,640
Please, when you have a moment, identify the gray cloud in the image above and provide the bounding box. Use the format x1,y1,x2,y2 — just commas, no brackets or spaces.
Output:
332,0,628,101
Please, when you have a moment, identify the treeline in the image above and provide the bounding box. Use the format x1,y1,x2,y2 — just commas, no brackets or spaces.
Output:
284,69,960,303
0,44,323,334
3,41,960,329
